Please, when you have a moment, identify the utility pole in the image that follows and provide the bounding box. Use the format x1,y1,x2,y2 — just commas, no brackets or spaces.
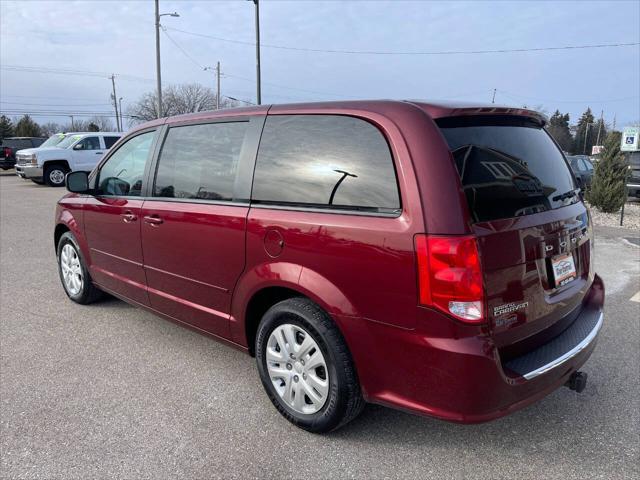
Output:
216,61,221,110
110,74,120,132
155,0,162,118
583,123,591,155
492,88,496,104
119,97,124,131
251,0,262,105
595,110,604,146
69,115,75,131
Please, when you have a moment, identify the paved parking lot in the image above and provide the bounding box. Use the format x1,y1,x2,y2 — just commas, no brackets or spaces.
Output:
1,173,639,479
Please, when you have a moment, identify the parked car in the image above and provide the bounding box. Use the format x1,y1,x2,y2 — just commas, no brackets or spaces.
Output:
567,155,595,189
55,101,604,432
0,137,46,170
16,132,122,186
626,151,640,198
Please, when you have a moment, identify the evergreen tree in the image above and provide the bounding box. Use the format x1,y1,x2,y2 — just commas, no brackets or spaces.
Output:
0,115,14,139
587,131,628,212
13,115,42,137
546,110,572,152
573,108,595,155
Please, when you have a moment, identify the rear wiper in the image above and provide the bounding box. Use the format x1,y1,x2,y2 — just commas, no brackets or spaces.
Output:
552,188,580,202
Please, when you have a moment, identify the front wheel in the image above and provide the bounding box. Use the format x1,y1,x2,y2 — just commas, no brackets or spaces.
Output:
57,232,103,304
255,298,364,433
45,164,68,187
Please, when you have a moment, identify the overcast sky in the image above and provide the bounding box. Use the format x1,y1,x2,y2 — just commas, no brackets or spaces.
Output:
1,0,639,129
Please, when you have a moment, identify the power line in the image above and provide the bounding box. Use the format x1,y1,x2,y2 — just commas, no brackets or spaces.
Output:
1,101,113,107
1,65,154,83
165,27,639,56
498,90,640,104
161,26,204,70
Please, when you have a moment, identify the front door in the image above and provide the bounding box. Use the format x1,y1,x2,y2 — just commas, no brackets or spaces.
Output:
140,120,251,338
83,130,158,305
71,135,105,171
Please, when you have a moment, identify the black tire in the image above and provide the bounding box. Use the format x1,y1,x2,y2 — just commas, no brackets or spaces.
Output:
56,232,104,304
45,164,68,187
255,298,364,433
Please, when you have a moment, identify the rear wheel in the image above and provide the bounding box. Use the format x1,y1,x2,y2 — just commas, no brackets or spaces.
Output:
255,298,364,432
57,232,103,304
45,164,68,187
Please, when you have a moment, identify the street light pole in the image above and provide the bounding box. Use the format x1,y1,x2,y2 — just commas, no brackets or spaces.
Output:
252,0,261,105
154,1,180,119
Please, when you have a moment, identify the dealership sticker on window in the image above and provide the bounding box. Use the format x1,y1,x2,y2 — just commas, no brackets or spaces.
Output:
551,252,577,287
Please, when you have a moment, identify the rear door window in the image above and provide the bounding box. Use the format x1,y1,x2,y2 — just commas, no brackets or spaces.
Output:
153,121,247,201
437,116,577,223
103,136,120,149
252,115,400,213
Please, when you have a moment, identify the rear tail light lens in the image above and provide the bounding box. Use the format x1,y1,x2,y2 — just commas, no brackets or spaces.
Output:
3,147,11,157
415,234,485,323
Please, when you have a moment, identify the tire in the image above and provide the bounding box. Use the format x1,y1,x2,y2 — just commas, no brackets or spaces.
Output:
57,232,104,304
45,164,68,187
255,298,364,433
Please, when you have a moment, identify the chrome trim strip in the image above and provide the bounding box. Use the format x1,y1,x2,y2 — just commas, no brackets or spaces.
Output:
523,312,603,380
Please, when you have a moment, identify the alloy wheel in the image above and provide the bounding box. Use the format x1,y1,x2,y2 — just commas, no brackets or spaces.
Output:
60,243,83,295
49,169,65,185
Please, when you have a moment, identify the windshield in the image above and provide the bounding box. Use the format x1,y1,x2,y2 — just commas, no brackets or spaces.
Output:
56,134,84,149
437,115,577,223
40,134,67,148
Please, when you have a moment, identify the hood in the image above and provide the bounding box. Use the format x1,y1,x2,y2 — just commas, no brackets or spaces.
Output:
18,146,65,157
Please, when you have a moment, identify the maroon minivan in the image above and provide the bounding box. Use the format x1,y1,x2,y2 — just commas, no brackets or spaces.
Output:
55,101,604,432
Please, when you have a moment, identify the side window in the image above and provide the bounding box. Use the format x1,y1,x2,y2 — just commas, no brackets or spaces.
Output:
97,131,155,196
153,122,247,201
584,159,594,172
103,136,120,149
75,136,101,150
252,115,400,212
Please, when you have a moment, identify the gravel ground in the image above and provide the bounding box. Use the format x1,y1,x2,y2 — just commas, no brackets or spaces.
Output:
588,198,640,230
1,174,639,480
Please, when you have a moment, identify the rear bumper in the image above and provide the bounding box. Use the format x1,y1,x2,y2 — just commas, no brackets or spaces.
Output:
15,164,43,179
337,273,605,423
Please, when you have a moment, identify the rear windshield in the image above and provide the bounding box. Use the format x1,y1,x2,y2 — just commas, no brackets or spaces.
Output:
437,115,577,223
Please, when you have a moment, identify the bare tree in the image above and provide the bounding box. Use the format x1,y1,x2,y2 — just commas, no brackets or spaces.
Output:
127,83,240,125
40,122,63,136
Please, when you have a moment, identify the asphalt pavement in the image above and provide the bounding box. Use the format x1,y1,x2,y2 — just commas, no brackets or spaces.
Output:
1,173,639,479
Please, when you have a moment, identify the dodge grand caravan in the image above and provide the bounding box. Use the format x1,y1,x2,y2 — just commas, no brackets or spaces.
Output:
54,101,604,432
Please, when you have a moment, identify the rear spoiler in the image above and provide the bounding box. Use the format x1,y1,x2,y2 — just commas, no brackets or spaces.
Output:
445,107,547,127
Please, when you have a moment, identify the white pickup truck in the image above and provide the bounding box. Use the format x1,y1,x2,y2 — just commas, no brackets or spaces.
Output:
15,132,122,186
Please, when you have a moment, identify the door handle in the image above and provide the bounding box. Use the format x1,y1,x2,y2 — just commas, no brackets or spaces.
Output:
121,211,137,223
95,151,104,154
144,215,163,226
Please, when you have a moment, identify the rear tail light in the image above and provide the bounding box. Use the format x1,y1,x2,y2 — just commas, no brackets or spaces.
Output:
415,234,485,323
3,147,11,157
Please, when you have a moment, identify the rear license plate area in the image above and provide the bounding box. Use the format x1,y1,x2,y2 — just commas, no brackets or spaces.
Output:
551,252,577,287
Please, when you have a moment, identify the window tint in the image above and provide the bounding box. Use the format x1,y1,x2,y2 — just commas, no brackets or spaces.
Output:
154,122,247,201
98,131,155,196
75,136,101,150
437,116,577,223
103,136,120,149
252,115,400,212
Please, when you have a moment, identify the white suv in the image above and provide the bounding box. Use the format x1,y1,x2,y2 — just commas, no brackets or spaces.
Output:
16,132,122,186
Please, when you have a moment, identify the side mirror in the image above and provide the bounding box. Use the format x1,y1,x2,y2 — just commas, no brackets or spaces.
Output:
73,143,84,150
66,171,90,193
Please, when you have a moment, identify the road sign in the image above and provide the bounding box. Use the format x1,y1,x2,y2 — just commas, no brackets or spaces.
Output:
621,126,639,152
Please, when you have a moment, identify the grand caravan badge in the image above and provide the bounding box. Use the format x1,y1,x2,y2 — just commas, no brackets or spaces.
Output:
493,301,529,317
